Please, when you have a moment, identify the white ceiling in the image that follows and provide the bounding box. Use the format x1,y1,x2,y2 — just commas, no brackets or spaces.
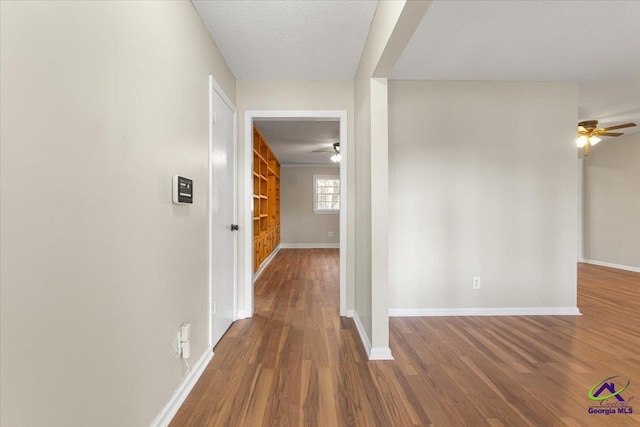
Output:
255,120,340,165
193,1,640,152
391,0,640,135
192,0,377,80
579,77,640,130
392,1,640,82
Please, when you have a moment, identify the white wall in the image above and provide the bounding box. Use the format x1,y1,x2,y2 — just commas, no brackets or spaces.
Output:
280,166,340,245
583,133,640,269
388,81,579,311
236,80,355,313
0,1,235,426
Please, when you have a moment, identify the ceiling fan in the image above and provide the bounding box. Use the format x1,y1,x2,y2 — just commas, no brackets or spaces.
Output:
311,142,341,162
577,120,636,156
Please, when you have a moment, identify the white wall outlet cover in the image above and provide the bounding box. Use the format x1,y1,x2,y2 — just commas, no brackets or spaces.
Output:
179,323,191,359
472,277,481,289
179,323,191,342
181,341,191,359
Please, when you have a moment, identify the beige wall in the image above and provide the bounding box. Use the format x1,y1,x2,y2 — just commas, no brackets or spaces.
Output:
583,133,640,268
353,71,374,342
236,80,355,313
280,167,340,245
353,0,427,353
0,1,235,426
388,81,579,310
353,1,405,351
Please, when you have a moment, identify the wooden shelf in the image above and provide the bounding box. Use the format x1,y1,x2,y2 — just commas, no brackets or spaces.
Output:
253,149,267,164
253,125,281,273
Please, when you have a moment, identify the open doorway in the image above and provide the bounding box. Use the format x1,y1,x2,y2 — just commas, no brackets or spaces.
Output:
243,111,348,317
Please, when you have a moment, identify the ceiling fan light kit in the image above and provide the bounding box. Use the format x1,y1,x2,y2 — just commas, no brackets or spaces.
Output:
331,142,341,163
576,120,636,156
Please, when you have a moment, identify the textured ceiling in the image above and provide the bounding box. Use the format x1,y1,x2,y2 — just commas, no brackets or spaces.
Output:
192,0,377,79
193,0,640,144
392,1,640,82
255,120,340,165
392,0,640,135
579,77,640,130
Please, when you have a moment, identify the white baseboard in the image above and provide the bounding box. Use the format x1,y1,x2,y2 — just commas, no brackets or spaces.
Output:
236,309,248,320
253,245,281,282
352,312,372,359
370,347,394,360
352,312,394,360
279,243,339,249
389,307,582,317
150,348,214,427
581,259,640,273
345,309,355,318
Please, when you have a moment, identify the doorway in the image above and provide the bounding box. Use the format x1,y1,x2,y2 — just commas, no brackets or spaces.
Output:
243,110,348,317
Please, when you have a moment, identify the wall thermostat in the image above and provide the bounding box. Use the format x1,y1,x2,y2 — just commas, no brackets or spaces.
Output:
172,175,193,204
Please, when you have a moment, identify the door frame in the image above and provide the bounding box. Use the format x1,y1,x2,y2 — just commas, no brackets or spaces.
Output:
577,157,584,262
208,75,238,349
243,110,348,317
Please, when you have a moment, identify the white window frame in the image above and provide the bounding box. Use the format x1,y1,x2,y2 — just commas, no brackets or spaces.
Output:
313,175,340,214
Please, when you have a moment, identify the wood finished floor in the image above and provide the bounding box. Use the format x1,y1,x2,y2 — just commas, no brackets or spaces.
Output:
170,251,640,426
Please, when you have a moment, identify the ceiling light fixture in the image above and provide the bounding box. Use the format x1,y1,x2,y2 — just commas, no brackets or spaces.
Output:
331,142,341,162
576,135,601,148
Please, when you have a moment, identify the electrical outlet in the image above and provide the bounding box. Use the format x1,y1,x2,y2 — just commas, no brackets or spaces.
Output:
328,231,333,237
179,324,191,359
174,331,181,356
472,277,481,289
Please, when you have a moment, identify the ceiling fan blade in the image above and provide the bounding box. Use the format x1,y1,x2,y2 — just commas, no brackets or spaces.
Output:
578,126,587,133
595,132,623,137
599,123,637,132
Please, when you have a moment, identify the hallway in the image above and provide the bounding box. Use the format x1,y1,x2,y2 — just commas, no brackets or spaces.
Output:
171,251,640,426
170,248,392,426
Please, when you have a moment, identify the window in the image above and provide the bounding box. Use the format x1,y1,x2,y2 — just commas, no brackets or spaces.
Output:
313,175,340,213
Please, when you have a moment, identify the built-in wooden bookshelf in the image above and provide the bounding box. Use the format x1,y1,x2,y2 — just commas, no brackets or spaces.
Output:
253,126,280,273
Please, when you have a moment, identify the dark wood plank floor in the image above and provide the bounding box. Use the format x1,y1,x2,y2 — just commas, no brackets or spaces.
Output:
171,251,640,426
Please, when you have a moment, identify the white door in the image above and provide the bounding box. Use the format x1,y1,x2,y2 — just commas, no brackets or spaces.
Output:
210,77,236,347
